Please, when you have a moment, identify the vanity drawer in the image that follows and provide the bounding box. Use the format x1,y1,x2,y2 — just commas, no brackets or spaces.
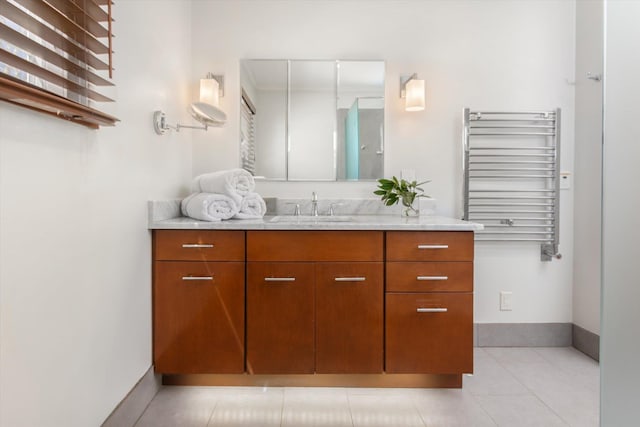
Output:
385,292,473,374
154,230,245,261
247,231,383,262
386,231,473,262
386,262,473,292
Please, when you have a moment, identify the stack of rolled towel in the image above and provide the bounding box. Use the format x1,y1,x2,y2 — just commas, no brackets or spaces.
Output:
181,168,267,221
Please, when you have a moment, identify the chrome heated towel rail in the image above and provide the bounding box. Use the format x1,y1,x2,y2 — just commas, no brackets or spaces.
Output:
462,109,561,261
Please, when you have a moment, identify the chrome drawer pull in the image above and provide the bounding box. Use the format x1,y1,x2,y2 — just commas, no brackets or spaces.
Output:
182,276,213,281
417,276,449,281
416,307,448,313
264,277,296,282
417,244,449,249
182,244,214,248
334,277,366,282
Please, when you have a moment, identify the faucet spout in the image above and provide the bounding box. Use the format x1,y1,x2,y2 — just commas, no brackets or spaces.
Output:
311,192,319,216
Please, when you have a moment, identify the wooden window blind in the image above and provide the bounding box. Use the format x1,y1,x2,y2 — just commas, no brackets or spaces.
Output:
0,0,118,129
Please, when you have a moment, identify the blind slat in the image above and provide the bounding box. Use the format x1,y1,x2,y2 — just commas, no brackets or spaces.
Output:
17,0,110,54
0,75,118,126
69,0,110,23
0,50,114,102
45,0,109,38
1,22,113,87
1,0,110,70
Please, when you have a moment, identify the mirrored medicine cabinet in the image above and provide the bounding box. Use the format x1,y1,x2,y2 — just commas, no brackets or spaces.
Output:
240,59,385,181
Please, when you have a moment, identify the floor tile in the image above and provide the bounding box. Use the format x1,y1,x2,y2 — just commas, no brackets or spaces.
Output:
483,347,549,365
282,387,352,427
349,395,425,427
135,387,218,427
475,395,568,427
463,349,530,396
412,389,497,427
207,391,283,426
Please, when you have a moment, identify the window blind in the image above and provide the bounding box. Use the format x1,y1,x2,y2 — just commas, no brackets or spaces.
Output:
0,0,118,128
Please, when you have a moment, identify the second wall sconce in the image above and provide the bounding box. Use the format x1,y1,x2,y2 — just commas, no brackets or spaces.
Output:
400,74,425,112
153,73,227,135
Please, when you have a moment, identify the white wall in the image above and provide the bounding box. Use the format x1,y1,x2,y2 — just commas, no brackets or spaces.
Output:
573,0,603,335
191,0,576,324
0,1,193,426
601,1,640,423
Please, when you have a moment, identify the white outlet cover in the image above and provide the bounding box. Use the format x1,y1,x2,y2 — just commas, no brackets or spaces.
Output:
500,291,513,311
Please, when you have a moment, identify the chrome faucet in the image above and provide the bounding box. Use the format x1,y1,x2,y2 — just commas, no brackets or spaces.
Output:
311,192,319,216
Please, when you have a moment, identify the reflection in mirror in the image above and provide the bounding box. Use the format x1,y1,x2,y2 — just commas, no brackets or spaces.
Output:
240,60,287,180
336,61,385,180
240,59,384,181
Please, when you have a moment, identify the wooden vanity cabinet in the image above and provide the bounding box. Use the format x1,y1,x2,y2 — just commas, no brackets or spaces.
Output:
152,228,476,384
246,231,384,375
385,231,474,374
153,230,245,374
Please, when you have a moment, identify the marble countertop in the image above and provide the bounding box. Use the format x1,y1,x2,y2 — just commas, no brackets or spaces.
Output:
149,215,483,231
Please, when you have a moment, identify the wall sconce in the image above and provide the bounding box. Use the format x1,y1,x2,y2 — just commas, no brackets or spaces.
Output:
400,74,425,112
153,73,227,135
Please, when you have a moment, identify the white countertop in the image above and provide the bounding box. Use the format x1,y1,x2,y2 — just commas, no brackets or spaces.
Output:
149,215,484,231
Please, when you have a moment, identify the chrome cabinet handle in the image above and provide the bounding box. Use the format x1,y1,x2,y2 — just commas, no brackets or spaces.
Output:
417,307,448,313
417,276,448,281
182,276,213,281
182,244,214,248
334,277,366,282
264,277,296,282
417,244,449,249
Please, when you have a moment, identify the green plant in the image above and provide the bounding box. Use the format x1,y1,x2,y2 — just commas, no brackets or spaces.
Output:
374,176,430,216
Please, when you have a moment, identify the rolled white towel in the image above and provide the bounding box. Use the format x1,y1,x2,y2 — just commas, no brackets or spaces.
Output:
181,192,239,222
234,192,267,219
192,168,255,204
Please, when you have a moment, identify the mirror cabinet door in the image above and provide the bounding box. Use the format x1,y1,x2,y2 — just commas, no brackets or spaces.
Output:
241,60,288,180
288,61,336,181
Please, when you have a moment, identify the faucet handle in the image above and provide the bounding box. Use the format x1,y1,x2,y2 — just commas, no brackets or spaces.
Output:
285,202,301,216
327,203,343,216
311,191,318,201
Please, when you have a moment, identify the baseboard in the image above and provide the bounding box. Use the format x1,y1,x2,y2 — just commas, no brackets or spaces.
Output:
101,366,161,427
476,323,572,347
572,324,600,361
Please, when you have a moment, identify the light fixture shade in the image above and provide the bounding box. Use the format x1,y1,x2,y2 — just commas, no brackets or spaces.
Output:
405,78,425,111
200,78,220,106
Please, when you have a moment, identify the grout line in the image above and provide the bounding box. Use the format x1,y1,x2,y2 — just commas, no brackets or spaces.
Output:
205,398,219,427
130,382,162,427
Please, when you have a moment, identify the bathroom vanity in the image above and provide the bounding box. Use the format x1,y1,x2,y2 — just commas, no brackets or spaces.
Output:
150,212,481,388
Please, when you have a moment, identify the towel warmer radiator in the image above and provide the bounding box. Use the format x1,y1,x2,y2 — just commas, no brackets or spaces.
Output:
462,108,561,261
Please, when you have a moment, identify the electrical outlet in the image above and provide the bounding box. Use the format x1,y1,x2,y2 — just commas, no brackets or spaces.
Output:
500,291,513,311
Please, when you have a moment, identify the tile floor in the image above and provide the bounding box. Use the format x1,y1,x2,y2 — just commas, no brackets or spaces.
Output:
135,347,599,427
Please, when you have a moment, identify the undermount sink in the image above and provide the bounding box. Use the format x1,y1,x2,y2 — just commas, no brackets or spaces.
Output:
269,215,354,223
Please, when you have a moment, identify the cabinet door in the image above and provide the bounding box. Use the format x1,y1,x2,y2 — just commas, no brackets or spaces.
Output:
247,262,315,374
315,263,384,373
385,293,473,374
154,261,245,374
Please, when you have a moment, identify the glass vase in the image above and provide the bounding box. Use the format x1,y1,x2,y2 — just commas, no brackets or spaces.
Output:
401,195,420,217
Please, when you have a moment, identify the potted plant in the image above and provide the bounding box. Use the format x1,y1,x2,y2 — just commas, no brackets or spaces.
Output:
374,176,430,217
